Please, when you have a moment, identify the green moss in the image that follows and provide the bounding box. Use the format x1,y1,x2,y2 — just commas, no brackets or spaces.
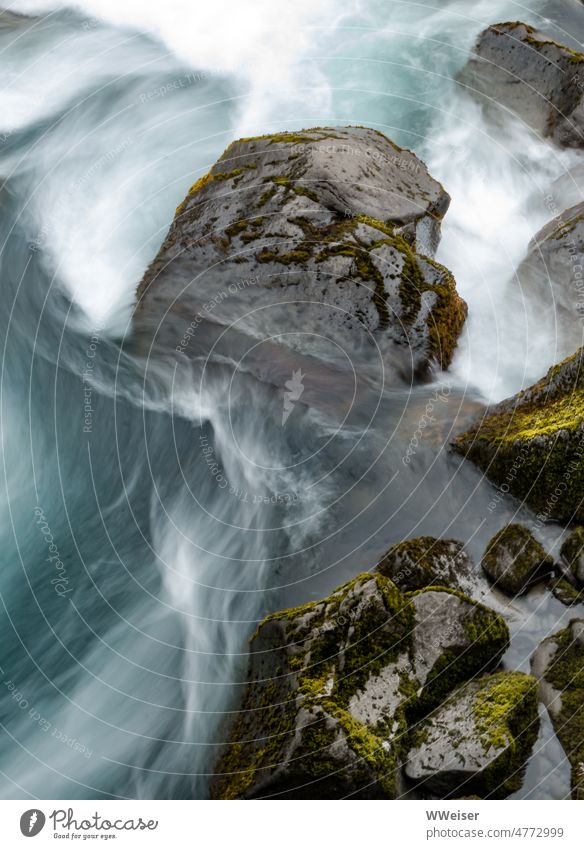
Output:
175,172,214,215
213,168,243,181
225,217,265,244
322,702,399,796
455,349,584,522
257,186,278,206
212,676,297,800
256,247,312,265
421,257,468,371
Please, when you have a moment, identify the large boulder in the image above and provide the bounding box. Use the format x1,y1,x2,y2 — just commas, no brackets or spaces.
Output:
531,620,584,799
210,573,509,799
481,524,554,596
405,671,540,798
377,536,472,593
458,22,584,147
515,203,584,360
454,347,584,523
135,127,466,378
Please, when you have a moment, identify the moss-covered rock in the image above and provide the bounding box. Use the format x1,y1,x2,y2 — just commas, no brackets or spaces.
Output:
135,127,466,378
458,22,584,147
405,671,540,798
481,524,554,596
377,536,471,592
454,347,584,523
561,527,584,587
531,620,584,799
210,573,510,799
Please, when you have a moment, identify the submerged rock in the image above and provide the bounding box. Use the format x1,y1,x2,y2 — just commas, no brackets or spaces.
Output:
515,203,584,359
210,573,509,799
454,347,584,523
135,127,466,378
531,620,584,798
481,524,554,596
377,536,472,593
458,22,584,147
405,672,539,798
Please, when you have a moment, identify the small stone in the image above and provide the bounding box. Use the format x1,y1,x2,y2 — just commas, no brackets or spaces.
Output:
481,524,554,596
377,536,471,592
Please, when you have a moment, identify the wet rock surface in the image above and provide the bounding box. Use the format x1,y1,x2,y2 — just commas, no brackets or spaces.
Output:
458,22,584,147
134,127,466,379
211,568,513,799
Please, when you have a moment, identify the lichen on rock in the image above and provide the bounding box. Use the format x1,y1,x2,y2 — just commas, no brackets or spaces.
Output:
135,126,466,377
481,524,554,596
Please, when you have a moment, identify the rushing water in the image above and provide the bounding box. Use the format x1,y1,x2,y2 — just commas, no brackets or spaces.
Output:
0,0,582,799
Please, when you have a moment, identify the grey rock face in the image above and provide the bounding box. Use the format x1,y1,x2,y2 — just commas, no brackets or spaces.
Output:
210,572,509,799
405,672,539,798
458,22,584,147
134,127,466,379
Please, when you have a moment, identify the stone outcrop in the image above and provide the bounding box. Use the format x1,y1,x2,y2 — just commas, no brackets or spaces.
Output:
454,347,584,523
135,127,466,378
531,621,584,798
458,22,584,147
481,524,554,596
210,571,511,799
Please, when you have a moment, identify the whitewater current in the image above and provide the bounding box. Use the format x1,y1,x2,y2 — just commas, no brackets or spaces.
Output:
0,0,583,799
